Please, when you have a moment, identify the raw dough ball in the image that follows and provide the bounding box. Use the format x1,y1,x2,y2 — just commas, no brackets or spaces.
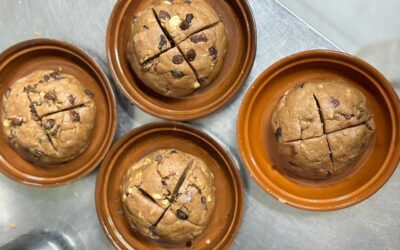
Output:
2,70,96,164
121,149,215,243
127,0,227,97
272,80,375,179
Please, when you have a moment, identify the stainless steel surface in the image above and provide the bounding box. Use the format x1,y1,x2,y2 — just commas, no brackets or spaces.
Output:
0,0,398,249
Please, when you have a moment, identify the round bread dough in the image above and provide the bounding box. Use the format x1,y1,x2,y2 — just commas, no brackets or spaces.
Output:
2,70,96,164
271,80,375,179
121,149,215,243
127,0,227,97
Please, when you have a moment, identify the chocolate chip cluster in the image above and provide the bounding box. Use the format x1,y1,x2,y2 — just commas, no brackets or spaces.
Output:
127,0,227,97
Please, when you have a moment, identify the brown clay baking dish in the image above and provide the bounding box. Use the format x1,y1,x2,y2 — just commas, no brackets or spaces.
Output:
96,122,244,249
106,0,256,121
0,39,118,187
237,50,400,211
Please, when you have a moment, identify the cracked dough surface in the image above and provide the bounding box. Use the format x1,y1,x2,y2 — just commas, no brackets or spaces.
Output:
2,70,96,164
127,0,227,98
121,149,215,243
272,80,375,179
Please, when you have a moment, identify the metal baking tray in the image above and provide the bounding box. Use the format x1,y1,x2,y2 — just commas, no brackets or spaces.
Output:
0,0,399,249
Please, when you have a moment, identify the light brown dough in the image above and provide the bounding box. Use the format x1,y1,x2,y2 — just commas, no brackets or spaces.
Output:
178,22,227,86
2,70,96,164
127,0,227,98
121,149,215,243
153,0,220,43
272,80,375,179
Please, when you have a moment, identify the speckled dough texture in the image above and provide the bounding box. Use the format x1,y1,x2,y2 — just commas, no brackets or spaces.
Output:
272,80,375,179
121,149,216,243
127,0,227,98
2,70,96,164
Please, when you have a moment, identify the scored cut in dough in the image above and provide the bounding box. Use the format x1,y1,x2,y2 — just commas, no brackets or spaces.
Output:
327,119,375,173
128,0,227,98
128,46,200,97
271,83,324,142
26,70,93,117
121,149,216,243
129,8,172,64
311,80,373,133
272,80,375,179
178,22,227,86
2,70,96,164
278,135,333,179
153,0,220,43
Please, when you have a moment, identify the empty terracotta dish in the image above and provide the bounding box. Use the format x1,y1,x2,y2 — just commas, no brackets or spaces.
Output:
0,39,118,187
96,122,244,249
106,0,256,120
237,50,400,211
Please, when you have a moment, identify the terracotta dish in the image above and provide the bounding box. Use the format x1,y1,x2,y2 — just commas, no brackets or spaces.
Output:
237,50,400,211
96,122,244,249
0,39,117,187
106,0,256,120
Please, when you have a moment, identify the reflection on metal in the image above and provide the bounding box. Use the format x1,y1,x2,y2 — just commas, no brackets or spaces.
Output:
357,41,400,92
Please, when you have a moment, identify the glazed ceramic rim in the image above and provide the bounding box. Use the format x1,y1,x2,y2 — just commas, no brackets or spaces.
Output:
237,49,400,211
0,38,118,187
106,0,256,121
95,122,245,249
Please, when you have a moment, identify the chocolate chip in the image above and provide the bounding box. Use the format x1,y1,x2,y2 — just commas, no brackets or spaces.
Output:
68,94,75,105
11,117,23,126
4,88,11,98
29,104,40,121
49,72,63,80
158,34,168,50
179,13,194,30
23,85,36,93
190,33,208,43
296,83,305,89
208,46,218,60
29,103,36,113
199,77,208,83
274,127,282,140
172,55,184,64
149,225,158,236
201,196,207,205
330,98,340,108
186,241,192,248
33,149,45,158
44,119,55,129
143,24,149,29
186,49,196,62
70,110,80,122
155,154,163,163
183,0,191,4
342,113,353,120
84,89,94,98
171,70,184,78
159,10,170,20
326,171,332,178
176,209,188,220
365,122,374,130
170,149,177,154
51,125,61,137
44,75,50,81
44,93,57,101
